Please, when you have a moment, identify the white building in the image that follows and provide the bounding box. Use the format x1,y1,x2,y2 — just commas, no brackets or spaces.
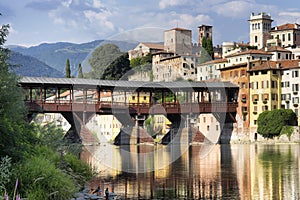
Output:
197,58,227,81
280,60,300,124
269,23,300,48
249,12,273,49
128,42,164,60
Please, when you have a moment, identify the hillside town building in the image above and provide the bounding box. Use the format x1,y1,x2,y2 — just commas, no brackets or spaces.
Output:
126,11,300,142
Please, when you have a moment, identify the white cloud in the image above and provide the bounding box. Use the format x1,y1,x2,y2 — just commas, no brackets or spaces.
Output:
84,10,114,30
159,0,187,9
277,12,300,25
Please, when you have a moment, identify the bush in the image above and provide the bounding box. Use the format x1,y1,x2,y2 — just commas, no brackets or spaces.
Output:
257,109,297,138
13,155,76,200
63,153,94,187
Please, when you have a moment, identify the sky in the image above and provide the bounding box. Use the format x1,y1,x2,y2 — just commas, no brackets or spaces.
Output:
1,0,300,47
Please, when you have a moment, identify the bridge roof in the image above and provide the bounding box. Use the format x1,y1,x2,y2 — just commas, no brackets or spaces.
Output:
19,76,238,91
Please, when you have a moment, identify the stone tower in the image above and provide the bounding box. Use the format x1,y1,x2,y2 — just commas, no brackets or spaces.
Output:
249,12,273,49
164,28,192,55
198,25,213,47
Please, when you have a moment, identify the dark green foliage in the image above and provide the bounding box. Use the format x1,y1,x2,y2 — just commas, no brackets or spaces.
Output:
88,43,123,79
257,109,297,138
0,20,94,198
66,58,71,78
101,53,131,80
14,155,76,200
78,63,83,78
200,37,214,63
130,53,152,68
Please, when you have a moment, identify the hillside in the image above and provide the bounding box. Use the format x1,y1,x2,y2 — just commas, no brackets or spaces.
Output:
9,40,139,75
9,51,64,78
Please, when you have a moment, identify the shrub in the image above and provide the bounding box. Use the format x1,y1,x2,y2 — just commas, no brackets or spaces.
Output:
257,109,297,138
13,155,76,200
63,153,94,187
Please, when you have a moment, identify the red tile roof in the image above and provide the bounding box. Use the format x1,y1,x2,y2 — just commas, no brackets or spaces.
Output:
141,43,164,50
271,23,300,31
266,46,292,52
166,27,191,32
199,58,228,66
225,49,272,58
248,60,300,71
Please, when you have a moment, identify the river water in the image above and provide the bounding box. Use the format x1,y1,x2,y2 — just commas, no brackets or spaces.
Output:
82,143,300,199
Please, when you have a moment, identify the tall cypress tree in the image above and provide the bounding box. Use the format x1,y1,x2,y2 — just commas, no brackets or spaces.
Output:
77,63,83,78
65,59,71,78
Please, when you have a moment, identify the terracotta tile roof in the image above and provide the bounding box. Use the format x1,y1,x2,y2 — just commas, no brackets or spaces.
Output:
225,49,272,58
271,23,300,31
199,58,228,66
166,27,191,32
219,62,247,70
248,60,300,71
266,46,292,52
152,51,176,56
141,43,164,50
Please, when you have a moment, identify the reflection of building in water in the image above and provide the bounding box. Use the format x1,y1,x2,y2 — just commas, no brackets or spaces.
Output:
250,144,300,200
82,144,300,199
86,115,122,142
33,113,71,132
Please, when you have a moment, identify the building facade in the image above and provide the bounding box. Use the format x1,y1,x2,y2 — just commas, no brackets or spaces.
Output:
249,12,273,49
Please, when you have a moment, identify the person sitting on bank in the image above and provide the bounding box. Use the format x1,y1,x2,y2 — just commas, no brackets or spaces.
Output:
105,188,109,200
92,186,101,195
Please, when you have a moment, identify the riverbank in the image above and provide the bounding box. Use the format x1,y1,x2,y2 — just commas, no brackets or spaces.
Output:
71,186,118,200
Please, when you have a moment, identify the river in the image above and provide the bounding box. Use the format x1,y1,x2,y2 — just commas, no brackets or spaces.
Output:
82,143,300,199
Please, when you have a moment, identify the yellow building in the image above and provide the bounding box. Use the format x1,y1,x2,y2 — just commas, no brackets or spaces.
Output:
248,61,282,135
128,92,150,104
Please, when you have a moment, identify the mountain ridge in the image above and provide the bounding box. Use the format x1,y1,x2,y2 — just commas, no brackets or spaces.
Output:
9,40,139,76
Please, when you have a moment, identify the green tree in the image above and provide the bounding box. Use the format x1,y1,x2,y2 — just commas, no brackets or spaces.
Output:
65,59,71,78
257,109,297,138
88,43,122,79
0,22,33,160
101,53,131,80
200,37,214,63
77,63,83,78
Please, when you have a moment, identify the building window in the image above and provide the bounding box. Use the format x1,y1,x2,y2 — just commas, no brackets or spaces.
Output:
293,97,299,104
207,125,210,131
216,125,219,131
254,120,257,125
292,70,299,78
255,36,258,43
278,53,281,59
262,94,269,101
252,94,259,101
292,84,299,92
203,117,206,123
271,81,277,88
282,34,285,42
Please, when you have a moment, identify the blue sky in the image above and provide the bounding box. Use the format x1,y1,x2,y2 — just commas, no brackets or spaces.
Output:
1,0,300,47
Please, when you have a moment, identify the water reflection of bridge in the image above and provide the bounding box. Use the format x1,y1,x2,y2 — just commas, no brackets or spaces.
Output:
20,76,239,144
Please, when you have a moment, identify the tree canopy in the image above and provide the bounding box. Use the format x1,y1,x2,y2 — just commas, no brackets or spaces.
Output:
100,52,131,80
88,43,123,79
257,109,297,138
199,37,214,63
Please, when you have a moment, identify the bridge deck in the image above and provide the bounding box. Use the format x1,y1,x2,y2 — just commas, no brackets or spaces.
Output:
25,100,238,114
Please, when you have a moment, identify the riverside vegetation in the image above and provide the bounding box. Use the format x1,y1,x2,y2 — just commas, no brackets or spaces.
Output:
0,18,94,199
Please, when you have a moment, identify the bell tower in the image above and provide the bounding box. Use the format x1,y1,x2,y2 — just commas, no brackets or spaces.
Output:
249,12,273,49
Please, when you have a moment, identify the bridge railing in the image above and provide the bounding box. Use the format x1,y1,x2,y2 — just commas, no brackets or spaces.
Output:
25,100,238,114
